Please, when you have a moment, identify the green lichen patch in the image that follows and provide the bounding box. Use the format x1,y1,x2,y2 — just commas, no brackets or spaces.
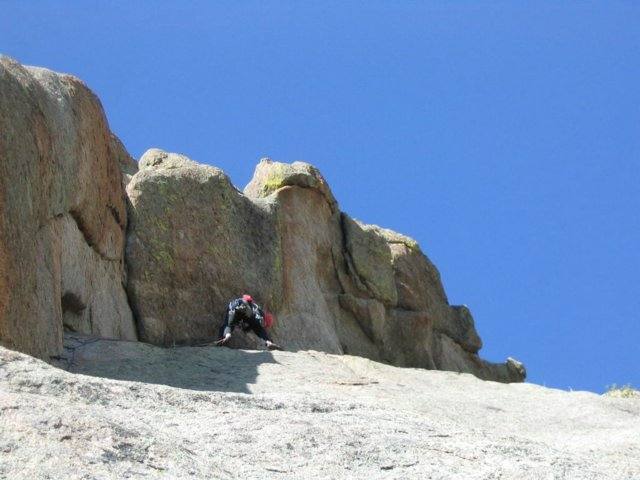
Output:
605,384,640,398
261,163,289,196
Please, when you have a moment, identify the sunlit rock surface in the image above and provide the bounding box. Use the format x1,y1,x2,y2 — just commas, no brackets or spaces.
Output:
0,337,637,479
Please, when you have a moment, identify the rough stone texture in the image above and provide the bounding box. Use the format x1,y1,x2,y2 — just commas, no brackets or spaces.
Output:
110,133,138,186
244,158,338,210
381,228,448,311
0,58,523,382
126,149,282,347
0,57,136,359
1,338,638,479
249,160,520,381
267,184,348,353
341,216,398,306
127,155,523,382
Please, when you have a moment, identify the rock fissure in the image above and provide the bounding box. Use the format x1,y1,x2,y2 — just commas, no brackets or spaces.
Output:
338,213,371,297
68,209,121,262
107,203,123,228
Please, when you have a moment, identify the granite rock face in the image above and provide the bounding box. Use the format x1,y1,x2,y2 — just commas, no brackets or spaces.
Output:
127,156,524,382
0,57,137,359
0,58,522,382
125,149,282,347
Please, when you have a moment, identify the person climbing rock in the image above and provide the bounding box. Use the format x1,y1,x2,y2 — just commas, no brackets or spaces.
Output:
216,294,282,350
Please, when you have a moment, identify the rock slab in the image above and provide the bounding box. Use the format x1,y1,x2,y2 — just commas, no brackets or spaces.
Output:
0,338,638,479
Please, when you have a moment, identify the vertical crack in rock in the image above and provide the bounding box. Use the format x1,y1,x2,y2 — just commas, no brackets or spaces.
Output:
108,203,123,228
68,209,122,262
338,213,371,297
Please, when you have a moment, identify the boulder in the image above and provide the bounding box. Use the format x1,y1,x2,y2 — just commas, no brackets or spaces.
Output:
0,57,136,359
245,158,338,210
379,227,448,311
265,183,346,353
125,149,282,347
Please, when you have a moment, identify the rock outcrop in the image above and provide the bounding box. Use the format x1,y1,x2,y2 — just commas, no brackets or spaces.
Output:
0,57,137,360
0,58,523,382
125,149,282,346
127,156,524,382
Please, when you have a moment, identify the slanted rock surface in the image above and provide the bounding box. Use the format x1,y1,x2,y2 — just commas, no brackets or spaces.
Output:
0,337,638,479
0,57,136,360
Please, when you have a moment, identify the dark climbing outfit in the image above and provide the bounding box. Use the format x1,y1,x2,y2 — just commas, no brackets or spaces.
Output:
218,298,271,342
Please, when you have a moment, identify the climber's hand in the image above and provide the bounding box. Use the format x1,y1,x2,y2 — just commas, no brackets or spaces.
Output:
215,334,231,346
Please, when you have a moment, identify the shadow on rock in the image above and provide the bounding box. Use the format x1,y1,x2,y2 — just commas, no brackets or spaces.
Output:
57,334,277,394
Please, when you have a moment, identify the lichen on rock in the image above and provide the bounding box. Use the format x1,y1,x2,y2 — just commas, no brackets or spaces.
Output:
126,149,282,347
244,158,338,211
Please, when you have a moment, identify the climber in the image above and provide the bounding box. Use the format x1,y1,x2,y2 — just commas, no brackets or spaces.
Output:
216,294,282,350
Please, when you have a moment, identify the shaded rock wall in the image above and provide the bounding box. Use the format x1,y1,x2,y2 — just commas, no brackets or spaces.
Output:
0,57,137,359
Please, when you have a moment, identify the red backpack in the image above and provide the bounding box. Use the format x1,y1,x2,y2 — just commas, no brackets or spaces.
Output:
263,311,275,329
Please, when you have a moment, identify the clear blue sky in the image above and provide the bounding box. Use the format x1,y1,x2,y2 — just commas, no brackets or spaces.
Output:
3,1,638,393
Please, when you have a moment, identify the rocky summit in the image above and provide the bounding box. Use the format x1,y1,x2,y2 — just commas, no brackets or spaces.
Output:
1,57,638,479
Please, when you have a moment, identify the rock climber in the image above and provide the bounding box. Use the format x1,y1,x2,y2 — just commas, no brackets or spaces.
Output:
216,294,282,350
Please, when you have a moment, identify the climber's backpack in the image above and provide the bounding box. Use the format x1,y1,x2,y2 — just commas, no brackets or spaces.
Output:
262,311,274,329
